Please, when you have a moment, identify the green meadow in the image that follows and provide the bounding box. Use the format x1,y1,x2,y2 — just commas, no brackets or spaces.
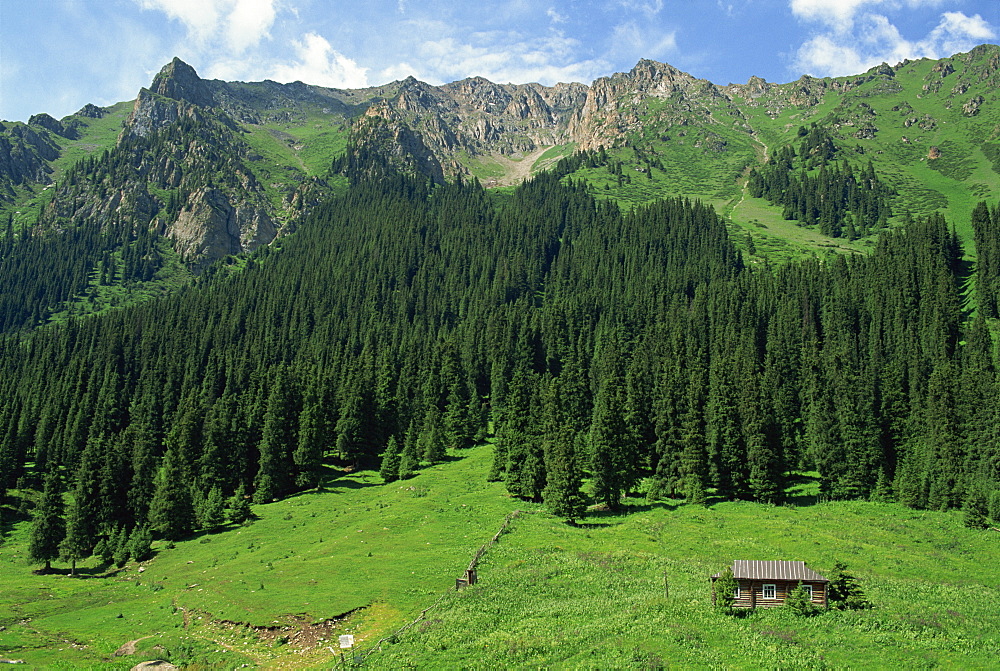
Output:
2,442,998,668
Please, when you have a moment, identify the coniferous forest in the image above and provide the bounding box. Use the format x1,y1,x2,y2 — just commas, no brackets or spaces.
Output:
2,137,999,570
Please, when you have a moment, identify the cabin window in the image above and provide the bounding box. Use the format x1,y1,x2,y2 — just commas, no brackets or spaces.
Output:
762,583,776,599
733,586,740,599
802,585,813,599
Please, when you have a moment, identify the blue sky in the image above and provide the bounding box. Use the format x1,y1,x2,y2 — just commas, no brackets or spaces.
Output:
1,0,996,122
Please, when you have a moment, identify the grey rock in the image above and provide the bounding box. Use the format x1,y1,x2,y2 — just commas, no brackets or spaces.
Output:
168,187,276,272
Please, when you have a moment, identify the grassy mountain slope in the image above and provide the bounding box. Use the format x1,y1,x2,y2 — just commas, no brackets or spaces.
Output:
552,47,999,261
1,443,997,668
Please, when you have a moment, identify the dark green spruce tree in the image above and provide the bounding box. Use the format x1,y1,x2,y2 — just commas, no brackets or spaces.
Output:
27,470,66,572
148,443,196,541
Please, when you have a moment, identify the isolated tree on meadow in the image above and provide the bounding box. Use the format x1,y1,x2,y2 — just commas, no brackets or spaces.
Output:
962,487,990,530
419,406,447,464
59,496,91,576
293,396,324,490
379,435,402,483
589,369,629,510
397,422,420,480
112,525,131,567
197,485,226,530
827,561,872,610
127,525,154,562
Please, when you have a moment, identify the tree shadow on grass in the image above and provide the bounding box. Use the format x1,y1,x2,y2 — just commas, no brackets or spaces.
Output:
784,472,822,507
626,499,685,514
35,561,128,578
320,475,382,492
0,497,33,543
727,608,759,619
575,498,684,527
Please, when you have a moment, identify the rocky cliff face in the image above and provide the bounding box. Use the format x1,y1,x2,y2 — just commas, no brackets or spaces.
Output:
123,88,201,138
169,187,276,270
353,75,588,165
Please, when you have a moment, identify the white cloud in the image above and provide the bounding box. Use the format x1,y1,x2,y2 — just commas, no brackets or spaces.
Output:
618,0,665,16
409,30,608,85
547,7,568,23
795,34,872,75
791,0,874,31
789,0,947,32
135,0,276,52
136,0,222,43
928,11,996,55
224,0,276,53
378,62,423,83
609,21,677,61
794,10,996,77
268,32,370,88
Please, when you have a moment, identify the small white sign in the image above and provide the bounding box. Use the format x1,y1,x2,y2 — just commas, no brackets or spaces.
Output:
339,634,355,649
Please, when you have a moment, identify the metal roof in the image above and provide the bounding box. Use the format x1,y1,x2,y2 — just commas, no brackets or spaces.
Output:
712,560,829,582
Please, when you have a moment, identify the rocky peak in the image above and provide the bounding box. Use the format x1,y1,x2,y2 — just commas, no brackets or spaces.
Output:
872,63,895,77
75,103,108,119
28,113,67,136
568,59,726,149
394,77,440,113
623,59,717,97
628,59,682,83
734,75,771,99
151,57,214,107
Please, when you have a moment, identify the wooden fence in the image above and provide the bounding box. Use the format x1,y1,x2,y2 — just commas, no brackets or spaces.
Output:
353,509,526,665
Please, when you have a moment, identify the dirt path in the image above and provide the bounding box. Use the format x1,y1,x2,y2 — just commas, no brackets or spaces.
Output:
113,635,155,657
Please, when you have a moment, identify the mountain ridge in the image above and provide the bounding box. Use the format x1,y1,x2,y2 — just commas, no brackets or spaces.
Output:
0,45,997,321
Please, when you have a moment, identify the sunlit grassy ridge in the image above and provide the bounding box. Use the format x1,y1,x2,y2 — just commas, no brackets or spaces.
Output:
2,443,998,668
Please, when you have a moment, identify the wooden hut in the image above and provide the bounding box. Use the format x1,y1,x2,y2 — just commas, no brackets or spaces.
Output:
711,560,829,609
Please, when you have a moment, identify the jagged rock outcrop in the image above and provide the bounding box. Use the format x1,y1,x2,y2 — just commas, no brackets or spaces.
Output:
363,75,588,164
168,187,276,271
963,95,984,116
